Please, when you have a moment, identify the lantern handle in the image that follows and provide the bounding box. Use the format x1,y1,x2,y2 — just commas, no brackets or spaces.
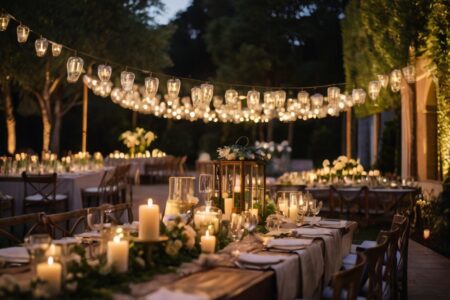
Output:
235,136,249,147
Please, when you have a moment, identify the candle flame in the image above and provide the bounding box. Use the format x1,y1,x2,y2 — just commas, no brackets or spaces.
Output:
48,256,54,265
148,198,153,206
113,235,121,243
205,230,210,237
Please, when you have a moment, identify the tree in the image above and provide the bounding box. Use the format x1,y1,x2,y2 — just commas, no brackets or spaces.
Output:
0,0,174,154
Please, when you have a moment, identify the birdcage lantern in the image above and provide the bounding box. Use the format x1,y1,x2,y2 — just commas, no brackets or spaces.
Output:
211,159,266,216
35,37,48,57
0,13,10,31
51,42,62,57
16,24,30,43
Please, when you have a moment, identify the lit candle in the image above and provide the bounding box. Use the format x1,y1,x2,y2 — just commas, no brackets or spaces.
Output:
234,177,241,193
37,256,62,295
46,244,61,258
249,208,259,220
288,204,298,222
423,229,430,240
139,198,160,240
194,207,219,233
223,197,234,221
201,230,216,254
107,235,129,273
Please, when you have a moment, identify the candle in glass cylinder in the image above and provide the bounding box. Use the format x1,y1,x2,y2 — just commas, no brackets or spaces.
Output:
234,177,241,193
201,230,216,254
37,256,61,295
288,204,298,222
139,198,160,240
107,235,129,273
223,197,234,221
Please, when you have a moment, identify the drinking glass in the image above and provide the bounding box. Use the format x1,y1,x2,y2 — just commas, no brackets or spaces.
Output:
229,213,244,242
24,234,52,273
241,211,258,234
309,199,323,225
199,174,213,206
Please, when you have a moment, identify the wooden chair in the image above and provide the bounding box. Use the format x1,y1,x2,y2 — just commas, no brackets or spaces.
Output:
88,203,133,226
391,214,410,300
0,191,14,217
115,164,132,204
22,172,68,214
331,185,369,223
81,169,116,207
324,252,367,300
43,209,88,239
0,212,46,245
379,227,400,300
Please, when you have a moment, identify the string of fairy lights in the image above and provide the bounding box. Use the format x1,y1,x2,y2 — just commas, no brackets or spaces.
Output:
0,9,417,123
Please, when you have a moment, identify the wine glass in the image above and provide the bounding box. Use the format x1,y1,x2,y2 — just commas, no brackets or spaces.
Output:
242,211,258,234
309,199,323,225
229,213,244,242
199,174,213,206
24,234,52,272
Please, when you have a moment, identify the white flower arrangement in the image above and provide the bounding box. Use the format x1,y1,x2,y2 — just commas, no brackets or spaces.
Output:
119,127,157,157
163,218,197,257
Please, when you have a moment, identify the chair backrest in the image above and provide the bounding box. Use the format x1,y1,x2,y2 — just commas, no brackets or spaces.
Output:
376,226,400,299
43,209,88,238
88,203,133,225
362,236,389,300
331,252,367,300
22,172,57,202
391,213,410,283
0,212,45,245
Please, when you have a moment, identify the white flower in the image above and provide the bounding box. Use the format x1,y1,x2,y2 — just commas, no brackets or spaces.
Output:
356,164,364,173
166,220,176,231
165,241,180,256
338,155,348,163
144,131,156,145
33,284,51,299
322,159,330,168
183,225,196,249
334,162,344,171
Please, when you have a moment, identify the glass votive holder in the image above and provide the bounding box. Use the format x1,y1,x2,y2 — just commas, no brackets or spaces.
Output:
194,205,222,235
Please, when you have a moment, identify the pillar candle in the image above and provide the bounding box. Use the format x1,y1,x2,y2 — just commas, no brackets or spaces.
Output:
234,177,241,193
37,256,61,295
200,230,216,254
107,235,129,273
223,197,234,221
139,198,160,240
249,208,259,219
423,229,430,240
288,205,298,221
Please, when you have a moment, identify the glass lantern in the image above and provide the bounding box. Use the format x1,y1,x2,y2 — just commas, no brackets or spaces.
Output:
51,42,62,57
194,205,222,235
390,69,402,92
402,65,415,83
120,71,135,92
377,74,389,88
212,160,266,215
98,65,112,82
164,176,197,219
17,24,30,43
144,76,159,97
35,37,48,57
67,56,84,83
0,13,10,31
368,80,381,100
167,78,181,100
225,89,238,105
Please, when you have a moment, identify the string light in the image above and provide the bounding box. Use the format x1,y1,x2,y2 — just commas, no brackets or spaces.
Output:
0,8,418,123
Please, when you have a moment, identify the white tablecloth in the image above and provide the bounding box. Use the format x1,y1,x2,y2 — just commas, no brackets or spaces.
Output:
0,170,106,214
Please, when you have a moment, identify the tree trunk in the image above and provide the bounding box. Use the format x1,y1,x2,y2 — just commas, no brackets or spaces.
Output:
1,78,16,154
50,95,61,154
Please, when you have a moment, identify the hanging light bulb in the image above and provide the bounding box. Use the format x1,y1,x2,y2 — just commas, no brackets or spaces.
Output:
327,87,340,103
200,83,214,107
377,74,389,88
191,86,202,108
402,65,415,83
97,65,112,82
368,81,381,100
310,93,323,106
16,24,30,43
225,89,238,105
144,76,159,97
35,36,48,57
390,69,402,92
120,71,135,92
51,42,62,57
247,90,260,109
66,56,84,83
0,13,10,31
274,90,286,108
297,91,309,104
167,78,181,99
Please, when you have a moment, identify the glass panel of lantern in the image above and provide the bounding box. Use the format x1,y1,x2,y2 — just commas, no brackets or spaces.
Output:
377,74,389,88
35,37,48,57
120,71,135,92
167,78,181,100
98,65,112,82
274,90,286,108
402,65,415,83
66,56,84,83
247,90,260,110
200,83,214,108
368,80,381,100
225,89,238,105
144,76,159,97
390,69,402,92
264,91,275,110
191,86,202,108
16,24,30,43
0,13,9,31
212,158,266,215
51,42,62,57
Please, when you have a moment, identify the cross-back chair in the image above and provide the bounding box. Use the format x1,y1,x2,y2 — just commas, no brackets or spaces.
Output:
81,168,116,207
0,212,45,245
391,213,410,300
377,226,400,300
22,172,68,214
43,209,88,239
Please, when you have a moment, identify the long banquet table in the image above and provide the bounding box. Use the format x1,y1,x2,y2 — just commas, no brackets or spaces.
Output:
0,169,107,214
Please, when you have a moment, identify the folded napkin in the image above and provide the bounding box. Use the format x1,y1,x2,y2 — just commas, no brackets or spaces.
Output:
74,231,102,238
238,253,285,265
0,247,29,263
146,288,209,300
267,238,313,249
294,227,333,236
318,220,347,228
304,216,321,223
